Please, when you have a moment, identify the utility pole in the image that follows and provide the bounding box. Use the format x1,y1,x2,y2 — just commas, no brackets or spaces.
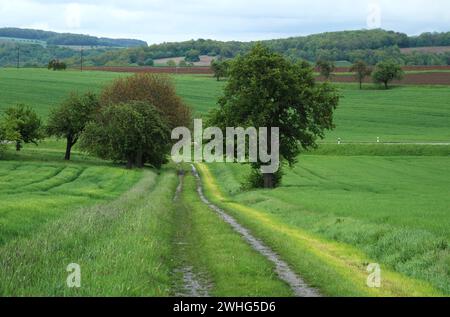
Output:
80,49,84,72
17,47,19,69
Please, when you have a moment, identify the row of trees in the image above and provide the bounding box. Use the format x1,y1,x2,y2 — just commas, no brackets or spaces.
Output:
0,74,191,169
317,60,404,89
214,57,404,89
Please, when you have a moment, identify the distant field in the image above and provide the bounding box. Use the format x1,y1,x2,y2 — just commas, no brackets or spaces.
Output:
0,69,125,117
0,37,46,46
154,55,214,67
401,46,450,54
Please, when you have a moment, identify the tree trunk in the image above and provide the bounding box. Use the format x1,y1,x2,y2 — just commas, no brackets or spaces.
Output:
384,81,389,89
359,80,362,90
263,173,275,189
65,137,73,161
15,141,21,151
126,158,134,169
136,148,144,168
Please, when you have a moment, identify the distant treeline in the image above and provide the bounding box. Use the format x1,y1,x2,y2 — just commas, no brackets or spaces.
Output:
81,29,450,66
0,27,147,47
1,29,450,67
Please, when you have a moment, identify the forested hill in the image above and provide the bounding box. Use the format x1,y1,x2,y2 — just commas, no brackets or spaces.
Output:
0,27,147,47
87,29,450,67
1,28,450,67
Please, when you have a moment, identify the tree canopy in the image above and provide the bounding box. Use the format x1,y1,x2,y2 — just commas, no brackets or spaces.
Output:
1,104,42,151
350,60,373,89
372,60,404,89
80,101,171,169
100,73,191,129
46,92,100,160
209,44,339,188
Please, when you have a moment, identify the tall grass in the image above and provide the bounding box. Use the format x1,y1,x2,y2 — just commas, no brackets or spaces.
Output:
0,169,178,296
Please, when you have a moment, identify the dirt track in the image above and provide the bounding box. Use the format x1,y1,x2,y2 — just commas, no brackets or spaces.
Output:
191,165,321,297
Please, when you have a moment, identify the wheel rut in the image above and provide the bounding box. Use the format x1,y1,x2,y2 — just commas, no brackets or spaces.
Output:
173,170,212,297
191,164,321,297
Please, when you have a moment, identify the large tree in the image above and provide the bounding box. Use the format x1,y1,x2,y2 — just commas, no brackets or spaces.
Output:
372,60,404,89
80,101,171,169
350,60,372,89
46,92,99,160
1,104,42,151
101,73,191,129
211,59,230,81
209,44,339,188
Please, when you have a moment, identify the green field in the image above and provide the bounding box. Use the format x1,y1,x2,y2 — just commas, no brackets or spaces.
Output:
202,152,450,294
0,68,449,296
1,69,449,142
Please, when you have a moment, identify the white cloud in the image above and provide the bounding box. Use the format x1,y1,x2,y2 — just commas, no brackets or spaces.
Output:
64,3,82,29
0,0,449,43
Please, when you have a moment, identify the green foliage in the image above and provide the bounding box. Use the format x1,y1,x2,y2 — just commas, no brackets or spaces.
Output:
46,92,99,160
0,125,6,157
372,60,404,89
350,60,373,89
1,104,42,151
316,60,336,80
47,59,67,71
3,29,450,67
210,44,339,187
0,27,147,47
166,60,177,67
211,59,230,81
143,58,154,66
100,73,192,129
81,101,171,169
185,49,201,62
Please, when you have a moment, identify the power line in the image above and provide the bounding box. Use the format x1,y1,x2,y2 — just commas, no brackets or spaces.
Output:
80,49,84,72
17,46,20,69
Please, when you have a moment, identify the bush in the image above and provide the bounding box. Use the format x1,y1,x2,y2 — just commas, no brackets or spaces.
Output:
48,59,67,71
1,104,43,151
242,167,284,190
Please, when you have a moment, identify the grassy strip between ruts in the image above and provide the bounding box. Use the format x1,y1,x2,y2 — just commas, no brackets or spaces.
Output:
0,168,178,296
173,170,293,296
196,163,444,297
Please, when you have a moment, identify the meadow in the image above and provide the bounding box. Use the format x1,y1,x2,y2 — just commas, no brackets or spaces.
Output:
0,68,449,296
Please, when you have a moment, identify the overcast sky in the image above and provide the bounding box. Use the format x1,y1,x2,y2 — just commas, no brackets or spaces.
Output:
0,0,449,44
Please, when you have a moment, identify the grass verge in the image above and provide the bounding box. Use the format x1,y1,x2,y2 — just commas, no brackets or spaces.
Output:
197,163,444,297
